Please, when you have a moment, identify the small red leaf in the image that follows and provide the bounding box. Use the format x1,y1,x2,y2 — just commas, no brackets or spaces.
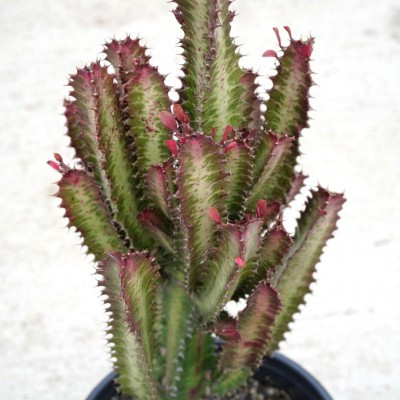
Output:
211,127,217,138
283,26,293,40
208,207,222,224
273,27,282,47
221,125,233,143
318,207,328,216
173,104,190,123
54,153,63,163
225,141,239,153
262,50,278,58
47,160,60,172
235,257,246,268
216,319,241,342
159,111,177,132
165,140,178,157
256,199,267,218
300,42,313,58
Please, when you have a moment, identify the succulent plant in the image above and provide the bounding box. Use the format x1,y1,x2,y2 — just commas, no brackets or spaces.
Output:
49,1,344,399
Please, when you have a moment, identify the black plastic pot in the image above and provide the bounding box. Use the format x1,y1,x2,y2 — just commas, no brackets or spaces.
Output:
86,352,332,400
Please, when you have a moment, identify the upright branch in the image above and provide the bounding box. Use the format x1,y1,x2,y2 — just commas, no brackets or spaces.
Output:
50,3,345,398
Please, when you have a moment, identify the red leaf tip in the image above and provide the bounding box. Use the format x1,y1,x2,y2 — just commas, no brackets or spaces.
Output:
225,141,239,153
172,104,190,124
165,139,178,157
208,207,222,224
256,199,267,218
273,27,282,47
54,153,63,163
235,257,246,268
47,160,61,172
159,111,177,132
262,50,278,58
221,125,234,143
283,26,293,40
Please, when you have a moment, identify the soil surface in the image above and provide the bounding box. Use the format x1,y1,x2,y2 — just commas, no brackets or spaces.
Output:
112,377,293,400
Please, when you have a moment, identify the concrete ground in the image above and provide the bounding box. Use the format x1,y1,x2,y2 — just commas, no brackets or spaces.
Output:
1,0,399,398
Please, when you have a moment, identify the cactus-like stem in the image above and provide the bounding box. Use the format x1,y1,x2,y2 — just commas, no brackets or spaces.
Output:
175,0,248,138
224,138,253,220
196,223,241,321
176,134,227,290
200,0,247,138
246,133,294,210
267,189,345,351
104,37,149,85
217,284,281,392
67,62,152,250
57,169,126,260
264,28,314,137
175,331,217,399
52,4,345,397
123,62,172,181
240,70,264,131
146,164,173,220
138,209,175,254
98,253,159,399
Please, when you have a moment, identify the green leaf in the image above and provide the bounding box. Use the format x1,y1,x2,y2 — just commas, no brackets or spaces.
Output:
246,132,295,210
57,169,126,260
265,31,314,137
268,188,345,351
97,252,158,399
218,284,281,390
176,134,227,290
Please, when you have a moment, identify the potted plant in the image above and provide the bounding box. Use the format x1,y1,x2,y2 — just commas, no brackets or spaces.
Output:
48,1,344,398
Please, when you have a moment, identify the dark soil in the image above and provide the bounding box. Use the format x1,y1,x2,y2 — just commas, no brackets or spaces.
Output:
112,376,293,400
